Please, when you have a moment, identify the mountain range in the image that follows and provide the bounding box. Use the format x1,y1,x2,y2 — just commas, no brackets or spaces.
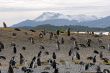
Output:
12,12,110,28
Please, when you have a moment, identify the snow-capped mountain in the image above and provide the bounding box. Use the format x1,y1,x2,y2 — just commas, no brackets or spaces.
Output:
70,14,98,22
34,12,98,22
34,12,72,21
12,12,110,28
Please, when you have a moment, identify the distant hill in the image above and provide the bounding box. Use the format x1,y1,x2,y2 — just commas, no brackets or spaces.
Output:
12,20,36,27
80,16,110,28
32,24,110,32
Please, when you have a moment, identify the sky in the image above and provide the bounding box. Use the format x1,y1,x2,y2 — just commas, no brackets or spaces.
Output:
0,0,110,27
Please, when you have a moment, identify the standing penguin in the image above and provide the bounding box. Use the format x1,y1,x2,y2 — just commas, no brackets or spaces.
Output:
100,51,103,59
37,58,41,66
52,52,56,59
61,37,64,44
56,30,60,35
38,51,42,57
20,53,24,65
3,22,7,28
9,56,16,67
87,39,92,47
49,32,53,40
68,50,72,56
93,56,96,64
29,56,36,68
52,60,57,69
96,66,101,73
67,28,70,36
30,37,35,44
85,64,89,71
108,44,110,51
76,52,80,60
74,41,78,48
29,61,34,68
8,65,14,73
56,40,60,50
13,46,17,54
0,41,4,52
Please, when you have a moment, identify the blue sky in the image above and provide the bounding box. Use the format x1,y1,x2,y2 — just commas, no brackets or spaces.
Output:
0,0,110,27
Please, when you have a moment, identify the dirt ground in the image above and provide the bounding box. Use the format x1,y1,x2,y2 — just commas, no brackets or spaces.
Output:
0,28,110,73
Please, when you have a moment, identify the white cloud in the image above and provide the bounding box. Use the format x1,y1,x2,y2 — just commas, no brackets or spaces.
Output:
0,0,109,10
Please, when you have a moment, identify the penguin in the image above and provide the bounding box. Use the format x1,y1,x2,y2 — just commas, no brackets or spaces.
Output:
13,46,17,54
85,64,89,70
38,51,42,57
93,56,96,64
20,53,24,65
76,52,80,60
8,65,14,73
52,52,56,59
37,58,41,66
29,56,36,68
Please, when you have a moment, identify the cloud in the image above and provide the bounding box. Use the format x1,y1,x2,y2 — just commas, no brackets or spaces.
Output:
0,0,110,15
0,0,109,10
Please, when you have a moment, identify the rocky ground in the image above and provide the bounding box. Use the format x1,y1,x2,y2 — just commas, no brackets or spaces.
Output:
0,28,110,73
